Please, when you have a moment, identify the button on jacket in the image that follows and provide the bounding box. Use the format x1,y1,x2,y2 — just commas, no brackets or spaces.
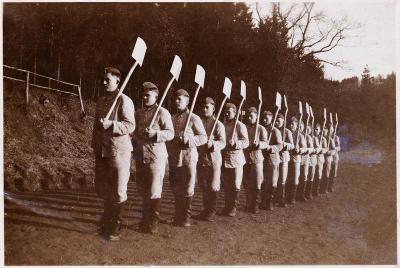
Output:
198,116,226,167
134,104,174,164
92,92,136,157
264,125,283,165
168,109,207,167
223,120,249,168
245,123,268,164
279,127,294,163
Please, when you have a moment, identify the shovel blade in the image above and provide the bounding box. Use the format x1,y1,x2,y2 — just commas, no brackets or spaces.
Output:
131,37,147,66
258,87,262,102
275,92,282,110
323,108,326,120
330,112,333,124
194,64,205,88
240,80,246,99
170,55,183,81
222,77,232,98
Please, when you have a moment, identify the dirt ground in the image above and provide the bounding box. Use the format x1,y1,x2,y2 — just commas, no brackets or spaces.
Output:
4,143,397,265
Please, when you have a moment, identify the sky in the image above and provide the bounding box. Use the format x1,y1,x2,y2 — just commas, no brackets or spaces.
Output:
246,1,397,81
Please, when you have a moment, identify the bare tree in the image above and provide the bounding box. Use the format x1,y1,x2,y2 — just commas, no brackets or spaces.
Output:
283,3,362,67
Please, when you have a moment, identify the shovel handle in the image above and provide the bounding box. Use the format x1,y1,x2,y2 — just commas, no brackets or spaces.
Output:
148,77,175,129
208,95,228,143
105,61,139,120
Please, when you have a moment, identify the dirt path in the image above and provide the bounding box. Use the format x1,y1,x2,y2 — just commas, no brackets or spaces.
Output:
4,145,396,265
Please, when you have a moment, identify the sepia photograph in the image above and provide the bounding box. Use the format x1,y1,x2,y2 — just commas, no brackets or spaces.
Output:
1,0,397,266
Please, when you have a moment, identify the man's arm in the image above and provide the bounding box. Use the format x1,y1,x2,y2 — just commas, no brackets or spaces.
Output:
112,96,136,136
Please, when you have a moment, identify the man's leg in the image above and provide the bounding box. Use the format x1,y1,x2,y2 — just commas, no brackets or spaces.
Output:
147,160,166,233
95,156,111,235
108,152,131,241
136,164,151,232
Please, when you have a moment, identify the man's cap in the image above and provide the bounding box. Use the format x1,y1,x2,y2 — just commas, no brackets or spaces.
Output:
225,102,237,112
315,123,321,128
203,97,215,106
104,67,121,77
142,82,159,94
277,113,284,119
175,89,189,97
290,116,298,123
263,110,273,117
247,107,257,114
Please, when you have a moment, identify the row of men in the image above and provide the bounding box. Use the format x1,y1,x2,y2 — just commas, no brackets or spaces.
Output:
92,67,340,241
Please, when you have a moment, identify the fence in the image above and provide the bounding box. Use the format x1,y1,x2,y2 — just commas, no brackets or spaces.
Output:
3,65,85,115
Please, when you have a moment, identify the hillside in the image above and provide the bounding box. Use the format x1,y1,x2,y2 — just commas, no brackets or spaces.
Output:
4,80,96,192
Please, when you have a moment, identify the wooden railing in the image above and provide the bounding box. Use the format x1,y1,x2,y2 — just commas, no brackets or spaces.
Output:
3,65,86,115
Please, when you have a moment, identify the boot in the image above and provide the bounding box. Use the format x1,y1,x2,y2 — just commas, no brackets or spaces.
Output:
312,179,320,197
205,191,217,222
287,184,297,205
266,187,276,211
296,179,307,202
319,177,328,194
98,200,112,236
273,183,281,205
219,187,232,216
172,195,183,226
194,190,209,220
139,199,150,233
229,190,240,217
305,180,313,200
181,196,192,227
259,183,267,210
250,189,260,214
277,184,287,207
148,198,160,234
327,176,334,192
108,201,125,241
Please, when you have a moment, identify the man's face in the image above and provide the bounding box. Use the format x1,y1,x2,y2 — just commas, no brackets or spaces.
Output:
175,95,189,111
299,123,304,132
225,108,236,120
263,114,273,125
315,126,321,135
306,125,312,134
290,121,298,132
143,91,158,107
276,117,284,128
323,127,328,136
103,73,119,92
203,103,215,118
247,112,257,125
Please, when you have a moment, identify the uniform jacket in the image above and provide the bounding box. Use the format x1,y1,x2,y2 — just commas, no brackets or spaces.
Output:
244,123,268,164
316,134,327,164
198,116,226,167
92,91,135,157
308,134,318,166
133,104,174,164
223,119,249,168
264,125,283,165
167,109,207,167
291,130,308,163
279,127,294,163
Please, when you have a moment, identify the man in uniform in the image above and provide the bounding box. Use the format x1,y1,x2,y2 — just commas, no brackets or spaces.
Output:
243,107,269,213
304,125,317,200
330,131,341,192
326,125,340,192
134,82,174,233
312,123,327,196
221,103,249,217
260,110,283,210
167,89,207,227
320,126,332,194
275,113,294,207
296,121,311,202
92,67,135,241
196,97,226,222
286,117,307,204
